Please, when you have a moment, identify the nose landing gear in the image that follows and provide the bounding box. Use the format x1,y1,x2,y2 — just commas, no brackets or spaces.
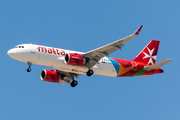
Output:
27,62,32,72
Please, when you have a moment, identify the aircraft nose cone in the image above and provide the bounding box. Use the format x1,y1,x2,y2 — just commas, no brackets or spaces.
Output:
7,49,17,58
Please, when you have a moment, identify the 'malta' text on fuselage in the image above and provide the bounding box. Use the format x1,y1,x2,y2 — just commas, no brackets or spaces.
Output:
38,46,65,56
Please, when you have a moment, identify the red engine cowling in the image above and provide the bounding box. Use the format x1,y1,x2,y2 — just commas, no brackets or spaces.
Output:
40,69,61,83
64,53,86,66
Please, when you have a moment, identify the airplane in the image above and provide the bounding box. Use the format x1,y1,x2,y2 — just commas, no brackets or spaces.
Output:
7,25,172,87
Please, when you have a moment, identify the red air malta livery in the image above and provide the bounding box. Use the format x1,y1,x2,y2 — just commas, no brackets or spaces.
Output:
7,25,172,87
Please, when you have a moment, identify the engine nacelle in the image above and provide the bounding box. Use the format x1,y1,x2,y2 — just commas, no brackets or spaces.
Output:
64,53,86,66
40,69,61,83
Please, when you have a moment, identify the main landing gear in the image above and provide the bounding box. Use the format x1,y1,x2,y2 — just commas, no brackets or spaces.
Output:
70,69,94,87
84,57,94,77
27,62,32,72
70,80,78,87
86,69,94,76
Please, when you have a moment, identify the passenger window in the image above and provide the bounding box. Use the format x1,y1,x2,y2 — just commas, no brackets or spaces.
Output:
19,46,21,48
22,46,24,48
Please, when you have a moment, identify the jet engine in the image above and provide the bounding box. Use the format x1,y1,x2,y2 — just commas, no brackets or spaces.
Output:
64,53,86,66
40,69,61,83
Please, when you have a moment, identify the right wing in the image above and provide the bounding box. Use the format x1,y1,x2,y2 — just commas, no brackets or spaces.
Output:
84,25,143,68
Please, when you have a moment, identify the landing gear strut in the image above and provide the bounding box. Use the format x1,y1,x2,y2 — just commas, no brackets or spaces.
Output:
70,80,78,87
86,69,94,76
27,62,32,72
84,57,94,77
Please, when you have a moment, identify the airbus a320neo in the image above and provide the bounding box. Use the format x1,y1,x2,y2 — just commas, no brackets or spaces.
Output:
7,25,172,87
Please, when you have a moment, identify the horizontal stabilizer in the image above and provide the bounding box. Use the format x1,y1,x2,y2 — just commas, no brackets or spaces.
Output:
145,59,172,70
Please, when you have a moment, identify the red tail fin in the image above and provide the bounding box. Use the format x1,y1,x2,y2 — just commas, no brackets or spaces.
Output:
133,40,160,65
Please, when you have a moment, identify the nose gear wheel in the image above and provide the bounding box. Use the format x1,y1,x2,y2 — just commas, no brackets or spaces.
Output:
27,62,32,72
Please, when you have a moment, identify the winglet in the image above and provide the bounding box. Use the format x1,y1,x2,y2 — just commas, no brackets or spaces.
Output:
135,25,143,35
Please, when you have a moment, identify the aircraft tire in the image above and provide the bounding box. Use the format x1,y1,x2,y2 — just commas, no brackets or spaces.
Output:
86,70,94,76
27,68,31,72
70,80,78,87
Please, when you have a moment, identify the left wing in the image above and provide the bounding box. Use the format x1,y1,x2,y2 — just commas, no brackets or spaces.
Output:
84,25,143,68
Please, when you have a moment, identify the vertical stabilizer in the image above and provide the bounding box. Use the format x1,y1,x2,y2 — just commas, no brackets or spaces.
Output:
133,40,160,65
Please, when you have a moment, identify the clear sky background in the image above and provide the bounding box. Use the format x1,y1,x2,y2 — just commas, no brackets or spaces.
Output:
1,0,179,120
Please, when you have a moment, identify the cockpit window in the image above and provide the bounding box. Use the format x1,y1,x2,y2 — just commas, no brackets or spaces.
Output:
15,46,24,48
14,46,24,48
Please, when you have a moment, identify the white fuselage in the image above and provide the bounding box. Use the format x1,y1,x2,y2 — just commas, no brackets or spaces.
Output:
7,44,118,77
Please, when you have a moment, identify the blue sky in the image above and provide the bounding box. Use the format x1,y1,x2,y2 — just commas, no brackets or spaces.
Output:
1,0,180,119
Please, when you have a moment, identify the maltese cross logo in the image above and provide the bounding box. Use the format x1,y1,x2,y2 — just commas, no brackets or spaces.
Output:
143,47,157,65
